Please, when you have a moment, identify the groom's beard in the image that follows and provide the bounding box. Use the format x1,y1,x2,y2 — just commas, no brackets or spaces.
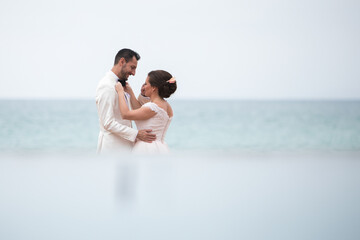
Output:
119,66,128,81
118,70,127,86
118,72,127,81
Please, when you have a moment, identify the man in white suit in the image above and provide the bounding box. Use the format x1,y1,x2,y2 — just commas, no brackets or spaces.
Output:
96,49,156,154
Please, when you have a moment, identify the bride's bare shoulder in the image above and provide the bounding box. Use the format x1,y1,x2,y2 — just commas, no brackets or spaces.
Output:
166,102,173,117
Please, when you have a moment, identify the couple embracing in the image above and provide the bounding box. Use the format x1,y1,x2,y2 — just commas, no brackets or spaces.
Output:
96,48,177,155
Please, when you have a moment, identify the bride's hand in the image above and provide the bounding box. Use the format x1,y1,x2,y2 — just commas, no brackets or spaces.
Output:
115,82,124,93
124,82,133,94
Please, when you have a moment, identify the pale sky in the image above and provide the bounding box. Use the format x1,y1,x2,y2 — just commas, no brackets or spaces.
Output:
0,0,359,100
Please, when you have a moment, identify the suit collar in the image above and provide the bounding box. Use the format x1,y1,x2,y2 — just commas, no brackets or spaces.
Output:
108,70,119,81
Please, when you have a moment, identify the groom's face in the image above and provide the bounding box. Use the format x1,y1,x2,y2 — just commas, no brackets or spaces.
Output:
119,56,138,80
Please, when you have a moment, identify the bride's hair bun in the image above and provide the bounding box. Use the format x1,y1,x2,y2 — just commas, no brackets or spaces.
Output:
148,70,177,99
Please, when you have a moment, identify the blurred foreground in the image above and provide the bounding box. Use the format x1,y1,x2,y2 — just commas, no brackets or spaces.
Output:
1,151,359,240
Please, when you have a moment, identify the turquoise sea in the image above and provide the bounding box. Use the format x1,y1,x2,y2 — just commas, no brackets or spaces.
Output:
0,99,359,153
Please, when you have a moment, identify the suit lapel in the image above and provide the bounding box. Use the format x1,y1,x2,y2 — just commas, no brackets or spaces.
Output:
124,92,131,109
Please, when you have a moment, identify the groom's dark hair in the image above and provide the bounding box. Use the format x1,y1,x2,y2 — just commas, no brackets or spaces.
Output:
114,48,140,65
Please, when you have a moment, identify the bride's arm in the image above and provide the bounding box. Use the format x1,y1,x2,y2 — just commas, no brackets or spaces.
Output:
116,83,156,120
124,83,142,110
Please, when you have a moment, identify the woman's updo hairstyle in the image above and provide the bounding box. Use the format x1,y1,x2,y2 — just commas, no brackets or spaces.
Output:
148,70,177,99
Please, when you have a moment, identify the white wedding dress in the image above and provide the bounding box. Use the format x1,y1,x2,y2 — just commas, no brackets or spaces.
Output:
133,102,172,154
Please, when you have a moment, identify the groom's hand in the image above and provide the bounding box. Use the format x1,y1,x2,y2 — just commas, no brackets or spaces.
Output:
137,129,156,143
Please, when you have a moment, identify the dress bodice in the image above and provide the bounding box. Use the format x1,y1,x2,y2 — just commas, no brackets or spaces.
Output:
135,102,172,143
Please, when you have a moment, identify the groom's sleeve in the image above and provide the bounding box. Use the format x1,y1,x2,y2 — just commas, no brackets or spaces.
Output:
97,89,138,142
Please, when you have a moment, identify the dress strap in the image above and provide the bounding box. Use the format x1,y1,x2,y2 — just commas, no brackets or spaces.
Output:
143,102,171,118
143,102,159,113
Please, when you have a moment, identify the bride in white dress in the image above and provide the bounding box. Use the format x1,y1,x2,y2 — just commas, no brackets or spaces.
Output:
115,70,177,154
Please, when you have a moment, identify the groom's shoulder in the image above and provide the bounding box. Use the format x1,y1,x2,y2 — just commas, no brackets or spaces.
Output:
96,72,116,96
97,81,115,93
97,73,113,87
96,81,116,95
100,72,112,82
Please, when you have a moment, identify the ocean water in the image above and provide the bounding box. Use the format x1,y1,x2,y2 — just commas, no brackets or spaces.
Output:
0,99,359,153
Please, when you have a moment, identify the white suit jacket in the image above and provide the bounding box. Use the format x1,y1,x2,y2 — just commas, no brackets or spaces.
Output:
96,71,138,154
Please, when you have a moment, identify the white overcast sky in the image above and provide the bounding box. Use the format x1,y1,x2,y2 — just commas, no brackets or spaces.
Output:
0,0,359,100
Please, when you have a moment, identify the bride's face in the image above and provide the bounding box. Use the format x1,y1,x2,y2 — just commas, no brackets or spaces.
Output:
143,76,156,97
